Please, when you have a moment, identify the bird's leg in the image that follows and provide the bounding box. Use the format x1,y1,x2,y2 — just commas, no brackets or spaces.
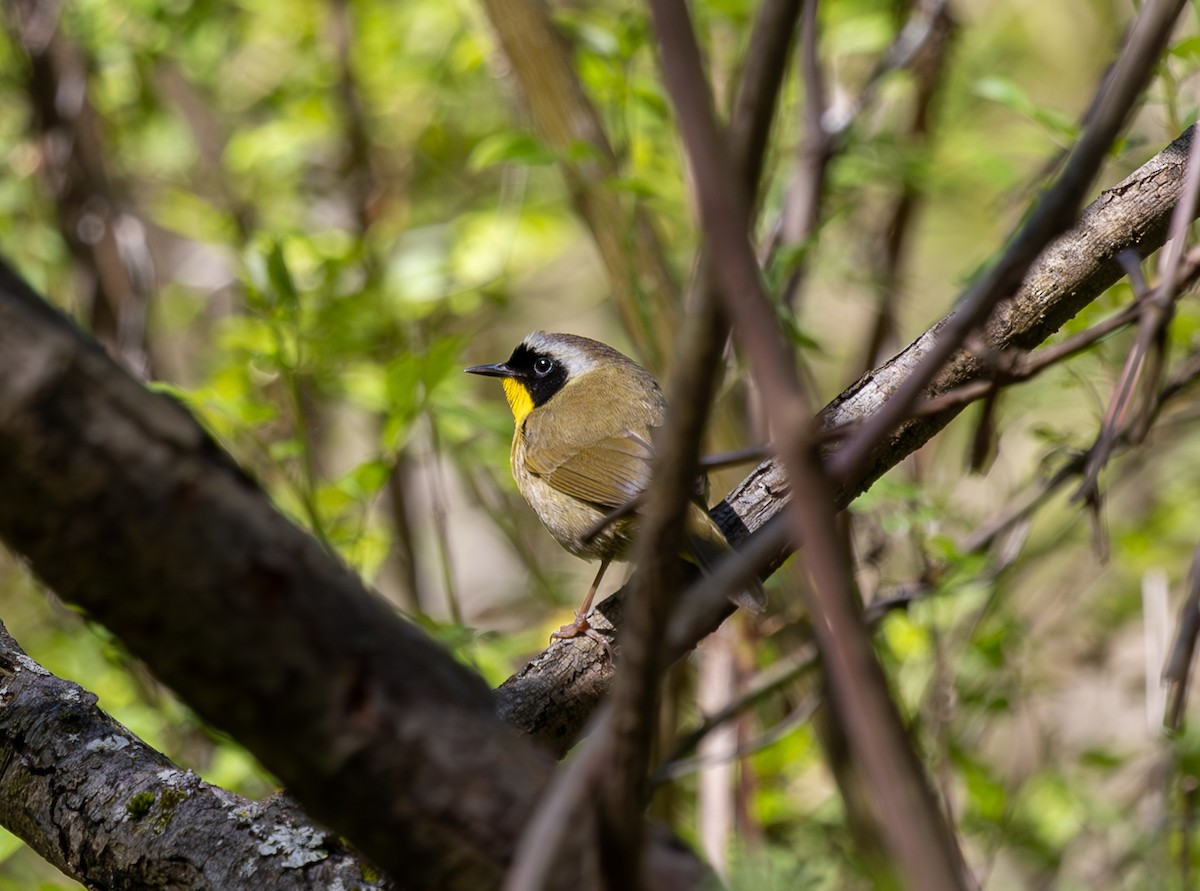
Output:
550,557,612,651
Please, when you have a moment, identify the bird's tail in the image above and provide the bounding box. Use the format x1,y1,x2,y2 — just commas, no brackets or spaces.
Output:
685,503,767,614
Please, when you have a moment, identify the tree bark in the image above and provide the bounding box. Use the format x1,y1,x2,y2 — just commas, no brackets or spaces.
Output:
0,620,394,889
0,259,712,890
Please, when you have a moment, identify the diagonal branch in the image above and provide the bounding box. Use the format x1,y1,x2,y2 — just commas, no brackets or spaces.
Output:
830,0,1188,488
646,0,968,884
496,124,1200,757
0,618,395,890
0,258,710,891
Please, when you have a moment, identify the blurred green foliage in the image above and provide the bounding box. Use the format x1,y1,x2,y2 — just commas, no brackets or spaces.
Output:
3,0,1200,888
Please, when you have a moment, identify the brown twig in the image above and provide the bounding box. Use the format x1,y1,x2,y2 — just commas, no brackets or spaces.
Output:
653,641,820,782
646,0,969,884
598,294,731,887
777,0,830,312
698,444,774,471
862,0,955,373
577,447,771,547
1077,123,1200,505
902,250,1200,421
499,706,616,891
727,0,804,199
1165,545,1200,731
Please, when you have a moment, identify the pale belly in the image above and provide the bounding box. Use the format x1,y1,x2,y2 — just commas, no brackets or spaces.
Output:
511,456,636,561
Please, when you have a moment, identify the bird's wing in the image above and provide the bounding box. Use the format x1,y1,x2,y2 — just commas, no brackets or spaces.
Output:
521,369,662,509
526,429,655,509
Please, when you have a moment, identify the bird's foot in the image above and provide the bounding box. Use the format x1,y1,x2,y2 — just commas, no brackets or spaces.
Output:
550,612,613,656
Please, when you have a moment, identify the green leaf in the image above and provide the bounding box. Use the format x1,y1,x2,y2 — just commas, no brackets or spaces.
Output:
974,76,1037,117
265,242,299,315
468,132,555,170
1170,34,1200,63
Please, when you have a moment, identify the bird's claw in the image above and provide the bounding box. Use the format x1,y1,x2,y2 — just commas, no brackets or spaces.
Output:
550,612,614,657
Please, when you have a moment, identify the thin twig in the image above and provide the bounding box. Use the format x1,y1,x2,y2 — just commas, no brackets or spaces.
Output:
727,0,804,199
904,251,1200,421
698,444,773,471
778,0,829,312
579,494,646,546
577,446,771,547
655,697,820,784
593,281,731,889
861,0,955,374
500,708,614,891
1164,546,1200,731
653,641,820,780
1077,124,1200,504
647,0,970,883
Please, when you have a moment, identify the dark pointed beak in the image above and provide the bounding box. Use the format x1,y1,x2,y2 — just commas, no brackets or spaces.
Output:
464,362,516,378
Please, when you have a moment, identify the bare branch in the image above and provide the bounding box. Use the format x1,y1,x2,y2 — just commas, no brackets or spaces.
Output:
0,258,712,891
1077,118,1200,502
496,125,1200,762
0,618,394,890
1165,545,1200,731
831,0,1189,489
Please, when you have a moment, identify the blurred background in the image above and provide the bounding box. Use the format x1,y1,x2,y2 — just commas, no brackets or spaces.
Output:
2,0,1200,887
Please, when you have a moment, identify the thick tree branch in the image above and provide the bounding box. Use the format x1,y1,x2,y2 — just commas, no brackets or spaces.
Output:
496,125,1199,756
0,260,712,890
0,619,394,890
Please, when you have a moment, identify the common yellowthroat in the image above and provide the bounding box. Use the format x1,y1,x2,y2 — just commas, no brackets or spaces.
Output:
466,331,764,646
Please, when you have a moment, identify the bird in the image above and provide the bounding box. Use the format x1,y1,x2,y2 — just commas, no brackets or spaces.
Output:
466,331,764,648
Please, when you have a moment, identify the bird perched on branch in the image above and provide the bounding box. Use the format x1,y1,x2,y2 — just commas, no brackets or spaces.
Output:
466,331,764,648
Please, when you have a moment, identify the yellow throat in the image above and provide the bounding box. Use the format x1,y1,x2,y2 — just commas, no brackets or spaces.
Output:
502,378,535,424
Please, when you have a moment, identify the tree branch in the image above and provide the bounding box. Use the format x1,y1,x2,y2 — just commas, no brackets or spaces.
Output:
0,259,714,890
830,0,1188,487
0,618,395,890
495,124,1200,756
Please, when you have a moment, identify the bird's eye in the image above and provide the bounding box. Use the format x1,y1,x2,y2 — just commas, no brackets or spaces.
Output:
533,357,554,377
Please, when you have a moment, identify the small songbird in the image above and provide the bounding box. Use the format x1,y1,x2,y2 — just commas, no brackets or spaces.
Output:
466,331,764,646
